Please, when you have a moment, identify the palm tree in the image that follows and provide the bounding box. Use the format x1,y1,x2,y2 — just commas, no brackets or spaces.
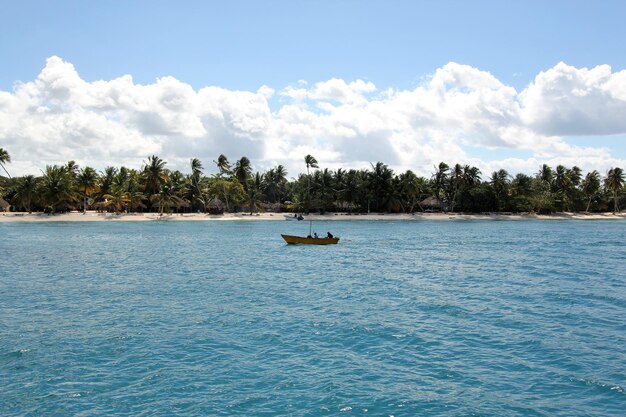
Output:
263,165,288,203
569,166,582,187
273,164,288,203
234,156,252,190
103,185,130,213
275,165,288,183
553,165,572,211
507,173,534,212
39,165,76,212
13,175,38,212
314,168,335,213
77,167,99,213
304,154,318,176
151,184,185,215
341,169,360,212
399,170,425,212
463,165,482,187
385,176,404,212
142,155,168,201
192,177,212,213
98,166,117,200
582,170,601,213
169,170,187,193
530,164,556,213
332,168,347,209
114,166,129,189
511,173,532,196
247,172,263,214
356,169,374,213
538,164,554,185
604,167,624,213
304,154,318,213
262,168,278,203
448,163,463,212
369,162,394,212
431,162,449,206
490,169,510,212
568,166,583,211
214,154,233,212
190,158,203,178
185,158,204,212
168,170,188,212
126,170,146,213
0,147,11,178
209,177,245,212
64,160,80,180
214,154,232,176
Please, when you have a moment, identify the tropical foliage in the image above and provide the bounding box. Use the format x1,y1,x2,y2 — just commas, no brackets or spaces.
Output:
0,147,11,179
0,149,625,214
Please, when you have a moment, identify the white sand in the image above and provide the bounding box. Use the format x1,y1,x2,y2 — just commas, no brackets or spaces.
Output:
1,211,625,222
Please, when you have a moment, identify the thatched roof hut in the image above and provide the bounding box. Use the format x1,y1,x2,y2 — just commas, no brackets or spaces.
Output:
420,196,442,210
207,197,224,214
207,197,223,209
0,197,11,212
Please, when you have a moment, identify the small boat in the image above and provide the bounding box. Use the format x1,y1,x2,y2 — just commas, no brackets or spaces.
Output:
281,234,339,245
284,214,304,221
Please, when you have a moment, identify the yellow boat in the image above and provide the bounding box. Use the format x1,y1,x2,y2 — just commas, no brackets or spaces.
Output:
281,234,340,245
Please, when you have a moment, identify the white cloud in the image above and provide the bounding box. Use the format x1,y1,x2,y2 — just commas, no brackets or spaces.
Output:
309,78,376,104
520,62,626,135
1,57,625,178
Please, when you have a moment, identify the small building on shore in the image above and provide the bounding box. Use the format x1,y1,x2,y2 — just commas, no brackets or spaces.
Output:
420,196,443,212
207,197,224,214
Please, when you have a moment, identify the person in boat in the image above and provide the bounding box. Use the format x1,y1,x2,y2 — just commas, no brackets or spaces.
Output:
297,214,304,220
313,232,318,238
327,232,333,238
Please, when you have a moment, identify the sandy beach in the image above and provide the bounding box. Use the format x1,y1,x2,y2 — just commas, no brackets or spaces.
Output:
1,211,625,222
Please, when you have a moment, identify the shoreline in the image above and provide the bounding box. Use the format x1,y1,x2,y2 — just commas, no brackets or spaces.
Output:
1,211,625,222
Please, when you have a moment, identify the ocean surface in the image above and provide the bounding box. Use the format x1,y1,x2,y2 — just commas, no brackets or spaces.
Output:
1,219,625,416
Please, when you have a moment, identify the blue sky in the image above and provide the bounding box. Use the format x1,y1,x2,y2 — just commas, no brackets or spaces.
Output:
1,0,626,177
4,0,626,91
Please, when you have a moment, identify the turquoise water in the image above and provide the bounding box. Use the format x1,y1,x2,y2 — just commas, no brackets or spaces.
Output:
1,219,625,416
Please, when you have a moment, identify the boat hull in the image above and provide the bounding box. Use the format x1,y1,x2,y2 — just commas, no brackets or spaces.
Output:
281,234,339,245
284,215,304,221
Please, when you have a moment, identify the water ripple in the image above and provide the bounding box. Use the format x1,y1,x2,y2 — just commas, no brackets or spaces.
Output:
1,220,625,416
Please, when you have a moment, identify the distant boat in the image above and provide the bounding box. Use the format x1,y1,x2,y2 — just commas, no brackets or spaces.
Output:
284,214,304,221
282,218,336,245
281,234,339,245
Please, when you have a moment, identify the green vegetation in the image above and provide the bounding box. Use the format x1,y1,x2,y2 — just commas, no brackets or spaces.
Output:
0,147,11,179
0,148,624,214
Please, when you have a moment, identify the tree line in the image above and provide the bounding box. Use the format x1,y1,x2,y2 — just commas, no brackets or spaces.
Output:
0,147,624,214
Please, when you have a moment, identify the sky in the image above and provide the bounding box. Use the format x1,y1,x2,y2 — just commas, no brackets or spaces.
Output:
1,0,626,179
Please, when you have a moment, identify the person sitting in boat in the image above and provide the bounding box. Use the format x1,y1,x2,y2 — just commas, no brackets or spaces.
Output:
297,214,304,220
326,232,333,238
313,232,318,238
